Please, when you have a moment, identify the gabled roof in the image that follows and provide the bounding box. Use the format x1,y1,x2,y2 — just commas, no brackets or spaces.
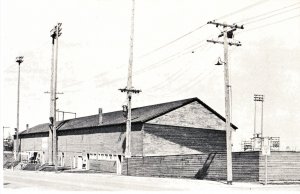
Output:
20,97,238,135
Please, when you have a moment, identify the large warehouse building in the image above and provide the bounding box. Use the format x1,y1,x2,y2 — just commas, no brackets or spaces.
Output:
15,97,237,180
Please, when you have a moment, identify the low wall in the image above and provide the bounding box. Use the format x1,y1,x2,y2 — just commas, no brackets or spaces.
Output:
232,151,260,181
233,151,300,182
259,151,300,183
121,153,227,180
89,159,116,173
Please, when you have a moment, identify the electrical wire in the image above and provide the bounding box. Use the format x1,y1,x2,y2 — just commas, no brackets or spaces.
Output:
244,6,300,25
241,14,300,34
215,0,269,21
63,37,211,91
138,23,208,59
236,2,300,23
138,0,268,60
145,44,214,92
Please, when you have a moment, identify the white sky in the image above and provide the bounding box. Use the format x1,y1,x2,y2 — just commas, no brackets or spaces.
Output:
1,0,300,151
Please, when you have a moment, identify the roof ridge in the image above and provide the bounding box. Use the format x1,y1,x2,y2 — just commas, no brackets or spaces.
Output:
132,97,197,110
66,97,198,119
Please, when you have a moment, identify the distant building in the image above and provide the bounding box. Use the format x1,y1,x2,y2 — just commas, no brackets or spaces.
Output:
15,97,238,180
241,137,280,151
4,137,13,151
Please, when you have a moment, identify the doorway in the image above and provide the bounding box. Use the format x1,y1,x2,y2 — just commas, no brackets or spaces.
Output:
77,156,83,170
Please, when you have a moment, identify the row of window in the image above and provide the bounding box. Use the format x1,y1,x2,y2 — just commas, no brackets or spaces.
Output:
89,153,118,161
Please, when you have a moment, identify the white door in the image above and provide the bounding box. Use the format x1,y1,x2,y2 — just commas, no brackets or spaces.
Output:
73,156,76,168
77,156,83,170
61,153,65,167
116,155,122,175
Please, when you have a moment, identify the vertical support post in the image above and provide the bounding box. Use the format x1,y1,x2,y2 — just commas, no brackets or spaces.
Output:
53,23,60,171
16,64,20,161
49,34,55,166
261,99,264,138
265,154,268,185
206,21,243,185
254,100,257,136
253,99,257,150
15,56,23,161
125,0,135,158
223,24,233,185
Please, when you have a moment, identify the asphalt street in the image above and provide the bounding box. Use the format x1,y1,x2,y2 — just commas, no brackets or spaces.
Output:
2,169,300,192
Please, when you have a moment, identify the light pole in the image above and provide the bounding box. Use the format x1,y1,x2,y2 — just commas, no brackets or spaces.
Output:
49,23,62,170
254,94,264,137
16,56,24,161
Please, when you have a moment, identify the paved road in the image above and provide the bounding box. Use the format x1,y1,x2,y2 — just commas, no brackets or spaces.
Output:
3,169,300,192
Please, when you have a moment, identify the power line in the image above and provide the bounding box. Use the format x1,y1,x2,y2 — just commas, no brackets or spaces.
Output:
145,45,214,92
74,41,212,93
65,3,300,94
215,0,269,21
138,23,207,58
135,37,212,73
63,40,209,91
150,66,216,98
241,14,300,33
236,2,300,23
146,55,217,97
244,6,300,25
139,0,269,60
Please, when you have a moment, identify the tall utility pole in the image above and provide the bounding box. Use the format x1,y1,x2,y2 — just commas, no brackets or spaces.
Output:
49,23,62,169
119,0,141,158
207,21,244,185
15,56,24,161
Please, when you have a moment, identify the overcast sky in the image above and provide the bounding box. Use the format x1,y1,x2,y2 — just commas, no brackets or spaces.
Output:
1,0,300,151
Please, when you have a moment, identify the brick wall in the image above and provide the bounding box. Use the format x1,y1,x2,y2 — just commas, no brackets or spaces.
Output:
143,124,226,156
122,153,227,180
147,101,231,131
57,125,143,156
19,124,143,168
20,137,48,152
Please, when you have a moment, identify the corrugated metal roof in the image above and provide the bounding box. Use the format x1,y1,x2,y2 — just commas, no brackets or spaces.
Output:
20,97,237,135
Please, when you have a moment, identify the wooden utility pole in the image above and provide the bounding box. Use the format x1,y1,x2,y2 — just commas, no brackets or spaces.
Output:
49,27,55,166
223,24,232,185
49,23,62,170
207,21,243,185
119,0,141,158
15,56,24,161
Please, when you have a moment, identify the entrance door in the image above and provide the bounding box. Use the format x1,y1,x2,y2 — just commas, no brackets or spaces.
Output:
73,156,76,169
116,155,122,175
61,153,65,167
77,156,83,170
82,154,89,170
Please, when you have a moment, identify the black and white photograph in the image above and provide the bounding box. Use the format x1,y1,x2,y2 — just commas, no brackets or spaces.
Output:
1,0,300,192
